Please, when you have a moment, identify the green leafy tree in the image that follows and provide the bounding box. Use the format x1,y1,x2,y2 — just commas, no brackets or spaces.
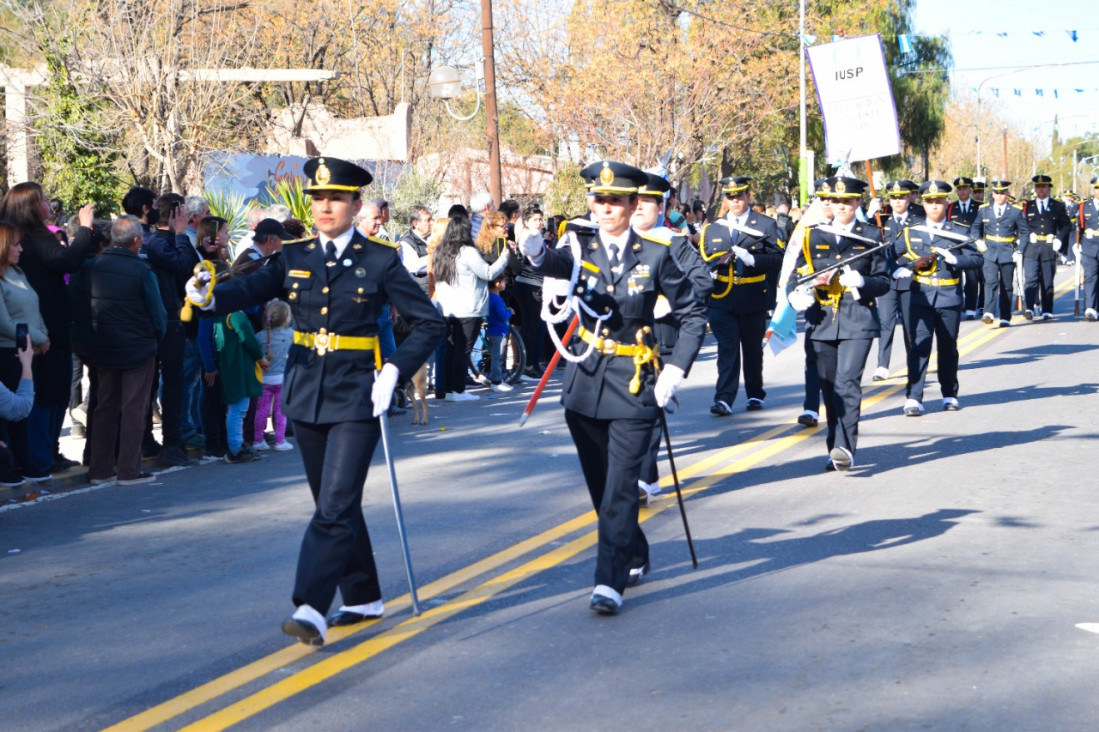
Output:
388,167,446,229
32,30,123,210
543,164,588,219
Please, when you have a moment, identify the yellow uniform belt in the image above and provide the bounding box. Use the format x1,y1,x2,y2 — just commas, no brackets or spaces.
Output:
714,272,767,285
1085,228,1099,236
986,234,1016,243
914,275,960,287
578,326,643,357
294,329,381,368
1033,233,1055,242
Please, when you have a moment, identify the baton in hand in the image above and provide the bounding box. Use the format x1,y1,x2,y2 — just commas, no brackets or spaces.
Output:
519,315,579,426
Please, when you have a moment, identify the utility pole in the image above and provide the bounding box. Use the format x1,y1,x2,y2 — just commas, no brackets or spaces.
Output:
481,0,502,206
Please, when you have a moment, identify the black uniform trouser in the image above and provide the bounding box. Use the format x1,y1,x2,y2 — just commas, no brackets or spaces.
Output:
708,307,767,406
1083,250,1099,312
564,410,650,594
292,418,383,613
513,281,545,371
982,260,1016,320
875,288,904,369
803,325,821,413
812,337,873,457
1023,257,1056,314
903,303,961,403
963,269,983,313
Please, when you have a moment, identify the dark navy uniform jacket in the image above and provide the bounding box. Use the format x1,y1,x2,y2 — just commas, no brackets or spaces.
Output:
791,222,891,341
1022,198,1073,262
213,230,445,424
697,214,783,313
947,199,979,228
895,220,984,310
973,204,1030,264
882,213,922,293
537,227,706,420
1078,198,1099,259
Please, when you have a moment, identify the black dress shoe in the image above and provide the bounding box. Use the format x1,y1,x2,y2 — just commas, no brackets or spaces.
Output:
746,398,764,411
626,562,650,588
824,459,836,472
590,595,620,615
327,609,383,627
710,400,733,416
281,617,324,646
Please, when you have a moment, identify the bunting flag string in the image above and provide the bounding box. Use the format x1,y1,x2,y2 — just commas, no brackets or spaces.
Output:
801,27,1099,49
979,86,1099,99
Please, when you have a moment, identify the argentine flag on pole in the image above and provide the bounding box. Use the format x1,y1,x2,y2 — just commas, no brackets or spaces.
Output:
898,34,913,54
764,294,798,356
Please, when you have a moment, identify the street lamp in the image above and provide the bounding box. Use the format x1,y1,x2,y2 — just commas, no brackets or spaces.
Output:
428,66,480,121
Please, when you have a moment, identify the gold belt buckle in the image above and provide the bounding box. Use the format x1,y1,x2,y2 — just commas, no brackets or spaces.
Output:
600,338,618,356
314,330,331,356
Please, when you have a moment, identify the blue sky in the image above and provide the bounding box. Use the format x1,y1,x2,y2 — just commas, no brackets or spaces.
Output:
911,0,1099,144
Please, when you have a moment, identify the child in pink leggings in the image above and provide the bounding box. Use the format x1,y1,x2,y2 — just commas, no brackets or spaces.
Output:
253,300,293,451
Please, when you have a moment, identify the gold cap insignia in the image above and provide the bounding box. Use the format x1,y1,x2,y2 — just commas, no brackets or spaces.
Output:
892,182,901,193
836,180,846,193
315,160,331,185
928,182,939,194
599,162,615,186
821,182,831,194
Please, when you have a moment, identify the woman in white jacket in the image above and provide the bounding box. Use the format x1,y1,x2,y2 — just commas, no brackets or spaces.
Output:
432,216,510,401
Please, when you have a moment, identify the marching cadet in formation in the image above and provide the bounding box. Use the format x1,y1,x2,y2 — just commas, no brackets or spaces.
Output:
1076,176,1099,321
972,180,1029,328
971,178,987,205
187,157,445,645
787,176,890,472
698,176,783,416
947,176,982,320
517,161,706,615
630,171,712,505
893,181,983,416
1021,174,1072,320
873,180,921,382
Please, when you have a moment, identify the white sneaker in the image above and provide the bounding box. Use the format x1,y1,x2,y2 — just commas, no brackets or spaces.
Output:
450,392,479,402
491,382,513,392
903,399,925,417
872,366,890,381
1085,308,1098,322
273,441,293,451
473,374,491,386
253,441,270,451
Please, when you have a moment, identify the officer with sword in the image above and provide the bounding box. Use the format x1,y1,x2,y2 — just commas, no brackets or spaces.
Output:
1075,176,1099,321
186,156,445,645
516,160,706,615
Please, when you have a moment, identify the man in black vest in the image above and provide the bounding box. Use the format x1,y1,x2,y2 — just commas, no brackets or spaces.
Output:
188,156,445,645
518,161,706,615
397,205,433,297
86,216,167,486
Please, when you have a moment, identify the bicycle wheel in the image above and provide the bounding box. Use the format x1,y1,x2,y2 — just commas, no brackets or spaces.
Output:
501,324,527,384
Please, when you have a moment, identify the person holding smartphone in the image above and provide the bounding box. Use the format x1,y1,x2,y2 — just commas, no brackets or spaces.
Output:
0,221,50,483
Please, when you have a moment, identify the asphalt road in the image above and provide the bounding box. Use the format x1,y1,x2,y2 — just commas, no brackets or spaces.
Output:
3,269,1099,731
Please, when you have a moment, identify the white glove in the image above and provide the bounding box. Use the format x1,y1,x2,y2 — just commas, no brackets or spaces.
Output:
652,294,672,320
892,267,913,280
371,362,400,417
866,198,882,218
1012,251,1023,266
185,270,214,311
933,247,957,265
1074,243,1082,257
519,230,544,258
731,245,755,267
1053,238,1063,252
976,239,987,253
789,284,815,312
1029,233,1037,244
653,364,684,408
838,268,865,288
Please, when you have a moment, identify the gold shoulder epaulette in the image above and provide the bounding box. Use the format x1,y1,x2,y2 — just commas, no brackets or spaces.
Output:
368,235,399,248
638,231,671,246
